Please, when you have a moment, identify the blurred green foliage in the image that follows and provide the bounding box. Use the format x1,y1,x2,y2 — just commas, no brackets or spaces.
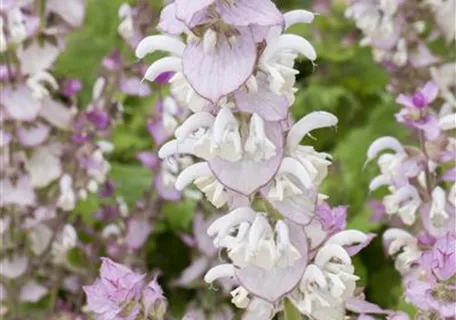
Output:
54,0,419,317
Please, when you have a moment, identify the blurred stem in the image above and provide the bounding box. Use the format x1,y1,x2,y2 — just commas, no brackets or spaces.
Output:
38,0,47,30
4,51,16,89
48,269,63,313
6,280,19,320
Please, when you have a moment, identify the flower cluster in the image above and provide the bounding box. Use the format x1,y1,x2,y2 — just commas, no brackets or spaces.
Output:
0,0,89,314
345,0,456,93
0,1,165,317
135,1,391,319
345,0,443,71
357,0,456,316
367,84,456,318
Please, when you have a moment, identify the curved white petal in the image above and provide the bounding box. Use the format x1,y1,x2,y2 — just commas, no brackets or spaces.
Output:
207,207,257,238
395,185,420,202
367,136,404,161
369,175,390,191
135,35,185,59
204,264,235,283
383,228,415,243
144,57,182,82
314,244,351,267
284,10,315,29
175,162,212,191
268,34,317,61
287,111,338,148
158,140,202,159
326,230,368,247
175,112,215,140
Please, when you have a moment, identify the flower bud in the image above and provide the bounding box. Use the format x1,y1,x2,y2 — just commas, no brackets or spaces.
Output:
142,279,167,320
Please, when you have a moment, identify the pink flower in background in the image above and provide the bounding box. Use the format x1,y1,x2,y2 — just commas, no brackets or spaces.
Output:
136,152,160,171
83,258,145,319
84,258,167,320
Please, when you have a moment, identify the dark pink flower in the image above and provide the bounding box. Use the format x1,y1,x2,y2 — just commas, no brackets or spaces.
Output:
62,79,83,97
395,82,441,140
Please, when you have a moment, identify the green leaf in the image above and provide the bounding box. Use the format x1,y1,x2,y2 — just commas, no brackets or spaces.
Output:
110,163,153,207
352,255,369,287
54,0,130,105
111,95,159,162
283,298,302,320
397,295,418,317
66,247,90,271
347,206,380,233
163,200,198,231
73,193,99,225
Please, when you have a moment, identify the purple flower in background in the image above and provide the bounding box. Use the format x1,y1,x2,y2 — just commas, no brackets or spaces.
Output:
174,213,226,289
316,202,347,234
154,172,181,201
62,79,83,98
395,82,440,140
94,206,120,221
147,116,171,147
126,218,152,250
83,258,145,320
119,76,151,97
102,50,123,71
136,152,160,171
86,110,110,131
99,180,116,198
396,80,438,109
368,200,387,223
442,167,456,182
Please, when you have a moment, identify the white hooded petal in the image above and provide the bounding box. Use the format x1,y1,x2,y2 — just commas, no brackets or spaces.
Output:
287,111,338,148
366,136,404,161
136,35,185,59
284,10,315,29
